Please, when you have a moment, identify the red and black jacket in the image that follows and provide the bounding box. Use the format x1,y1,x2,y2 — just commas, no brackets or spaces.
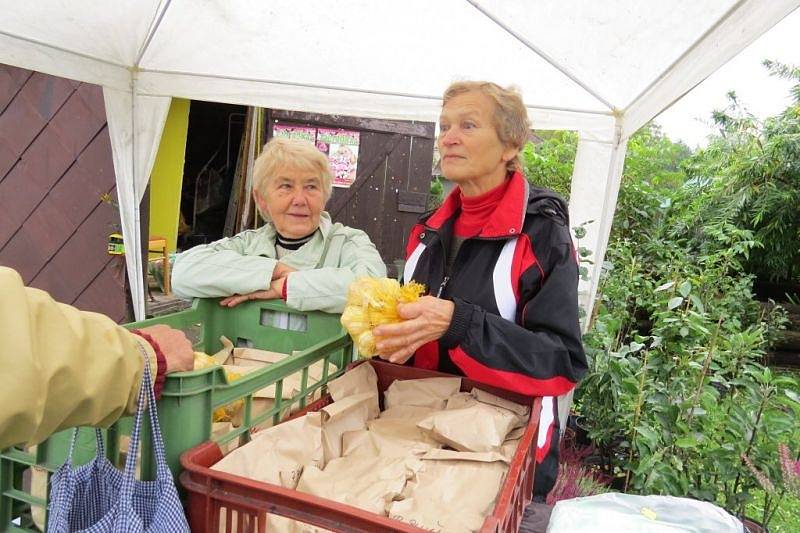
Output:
403,171,587,397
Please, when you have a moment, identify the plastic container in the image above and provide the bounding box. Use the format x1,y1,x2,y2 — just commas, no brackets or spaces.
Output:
180,359,542,533
0,298,352,532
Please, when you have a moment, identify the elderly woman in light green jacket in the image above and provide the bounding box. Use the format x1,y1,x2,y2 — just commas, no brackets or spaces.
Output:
172,138,386,313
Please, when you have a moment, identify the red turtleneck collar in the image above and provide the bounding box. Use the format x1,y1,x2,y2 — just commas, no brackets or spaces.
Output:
453,177,512,237
425,171,529,238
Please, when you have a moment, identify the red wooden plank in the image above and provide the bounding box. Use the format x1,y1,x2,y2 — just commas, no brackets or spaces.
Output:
74,83,107,126
0,65,33,114
0,94,46,178
48,84,106,159
0,142,17,183
0,222,53,283
71,257,126,322
16,125,75,187
32,197,120,303
0,128,75,247
73,126,114,186
19,72,76,122
47,129,115,227
0,70,124,319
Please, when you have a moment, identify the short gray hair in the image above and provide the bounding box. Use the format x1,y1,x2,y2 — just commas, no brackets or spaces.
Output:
443,81,531,172
253,137,333,201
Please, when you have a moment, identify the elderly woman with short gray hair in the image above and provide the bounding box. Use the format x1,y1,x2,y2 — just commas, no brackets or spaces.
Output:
172,137,386,313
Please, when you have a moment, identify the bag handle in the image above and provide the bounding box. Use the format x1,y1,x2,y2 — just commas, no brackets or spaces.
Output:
119,357,172,501
65,427,106,466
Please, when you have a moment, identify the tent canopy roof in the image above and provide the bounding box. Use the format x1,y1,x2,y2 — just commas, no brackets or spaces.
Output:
3,0,798,139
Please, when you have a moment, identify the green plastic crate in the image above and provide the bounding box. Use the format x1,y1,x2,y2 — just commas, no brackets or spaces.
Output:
0,298,352,531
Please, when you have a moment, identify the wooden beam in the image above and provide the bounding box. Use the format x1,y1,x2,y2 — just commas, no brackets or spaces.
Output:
271,109,434,139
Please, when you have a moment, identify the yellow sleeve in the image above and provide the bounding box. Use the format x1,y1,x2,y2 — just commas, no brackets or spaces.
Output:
0,267,156,450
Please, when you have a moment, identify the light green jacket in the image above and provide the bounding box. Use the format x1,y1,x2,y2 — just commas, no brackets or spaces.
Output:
172,213,386,313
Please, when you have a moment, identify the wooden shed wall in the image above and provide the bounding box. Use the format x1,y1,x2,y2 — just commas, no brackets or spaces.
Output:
268,110,435,276
0,64,126,322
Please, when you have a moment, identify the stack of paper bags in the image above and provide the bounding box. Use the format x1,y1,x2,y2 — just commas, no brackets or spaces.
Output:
211,363,530,533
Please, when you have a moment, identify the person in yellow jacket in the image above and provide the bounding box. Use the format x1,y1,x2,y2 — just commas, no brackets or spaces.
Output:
0,266,194,450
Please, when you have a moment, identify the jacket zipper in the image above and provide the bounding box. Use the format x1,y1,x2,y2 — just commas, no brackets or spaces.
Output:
436,276,450,297
424,223,513,299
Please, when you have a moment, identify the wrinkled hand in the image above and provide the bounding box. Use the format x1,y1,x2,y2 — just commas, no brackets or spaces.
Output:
220,277,286,308
138,324,193,374
272,262,297,280
373,296,454,364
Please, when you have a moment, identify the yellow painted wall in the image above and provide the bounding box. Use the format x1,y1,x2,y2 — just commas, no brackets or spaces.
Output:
149,98,190,254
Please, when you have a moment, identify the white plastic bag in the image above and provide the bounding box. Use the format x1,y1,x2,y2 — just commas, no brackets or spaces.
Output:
547,493,743,533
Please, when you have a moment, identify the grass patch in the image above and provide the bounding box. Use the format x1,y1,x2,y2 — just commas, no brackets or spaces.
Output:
747,490,800,532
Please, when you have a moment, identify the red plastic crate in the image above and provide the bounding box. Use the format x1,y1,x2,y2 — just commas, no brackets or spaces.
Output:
180,359,542,532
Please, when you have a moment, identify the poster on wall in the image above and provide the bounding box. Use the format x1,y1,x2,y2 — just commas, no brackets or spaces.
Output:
272,123,360,188
316,128,360,188
272,124,317,142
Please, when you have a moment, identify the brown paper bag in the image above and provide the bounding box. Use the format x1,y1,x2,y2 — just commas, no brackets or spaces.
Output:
418,402,517,452
342,417,441,459
421,448,509,463
368,418,441,448
384,377,461,410
211,412,323,486
326,362,380,419
210,335,235,363
216,335,289,367
379,405,436,423
230,397,280,430
446,391,478,410
471,387,530,428
387,453,507,533
211,421,241,454
499,427,525,462
255,359,337,401
319,392,373,464
217,336,335,420
296,455,417,516
505,426,526,442
30,465,47,530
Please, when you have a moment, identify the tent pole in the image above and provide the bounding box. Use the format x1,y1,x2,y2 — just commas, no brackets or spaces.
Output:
568,119,628,327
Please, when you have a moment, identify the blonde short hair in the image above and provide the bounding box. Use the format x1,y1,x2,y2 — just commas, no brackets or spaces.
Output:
442,81,531,172
253,137,333,202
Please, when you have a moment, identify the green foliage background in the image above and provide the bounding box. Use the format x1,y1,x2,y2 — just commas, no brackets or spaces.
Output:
522,62,800,529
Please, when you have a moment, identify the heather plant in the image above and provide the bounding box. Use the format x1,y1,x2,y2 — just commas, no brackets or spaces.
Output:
741,443,800,525
547,436,611,505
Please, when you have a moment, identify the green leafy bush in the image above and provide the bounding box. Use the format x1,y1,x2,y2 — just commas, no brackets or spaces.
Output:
522,130,578,198
572,63,800,527
683,62,800,283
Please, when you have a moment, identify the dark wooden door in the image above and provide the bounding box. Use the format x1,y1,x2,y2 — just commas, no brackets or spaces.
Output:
268,110,435,277
0,64,127,322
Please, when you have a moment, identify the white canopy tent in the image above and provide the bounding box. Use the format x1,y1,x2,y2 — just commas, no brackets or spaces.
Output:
2,0,798,321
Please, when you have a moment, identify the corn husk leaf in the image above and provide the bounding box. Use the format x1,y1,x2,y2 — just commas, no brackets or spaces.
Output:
357,331,377,358
341,277,426,359
341,305,370,336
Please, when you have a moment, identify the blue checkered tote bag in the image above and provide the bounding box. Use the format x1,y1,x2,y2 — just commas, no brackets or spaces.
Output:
47,359,189,532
